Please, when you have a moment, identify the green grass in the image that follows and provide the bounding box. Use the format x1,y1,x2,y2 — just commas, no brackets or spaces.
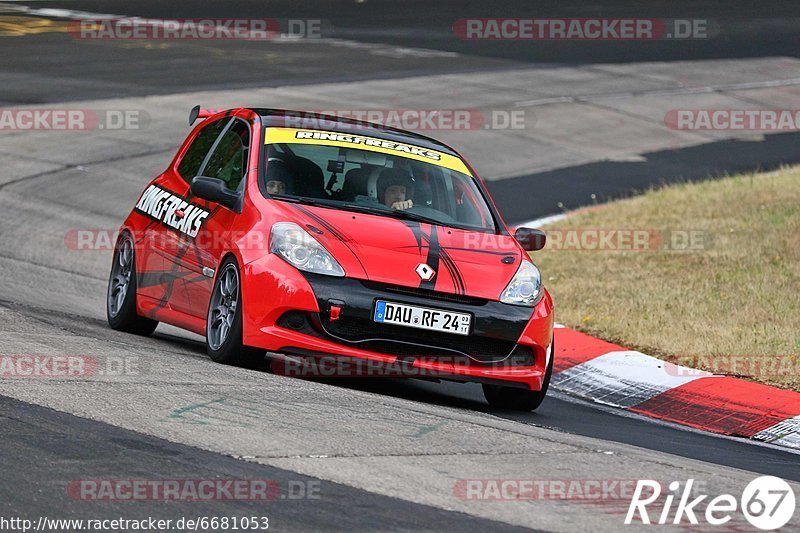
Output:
534,166,800,390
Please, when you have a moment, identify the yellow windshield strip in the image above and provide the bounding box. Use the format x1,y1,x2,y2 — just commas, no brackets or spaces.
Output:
264,127,471,175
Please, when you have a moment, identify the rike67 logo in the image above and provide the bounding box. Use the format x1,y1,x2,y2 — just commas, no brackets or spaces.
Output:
626,477,796,530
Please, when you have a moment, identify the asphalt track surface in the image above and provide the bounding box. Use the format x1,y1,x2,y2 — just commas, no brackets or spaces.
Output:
1,1,800,531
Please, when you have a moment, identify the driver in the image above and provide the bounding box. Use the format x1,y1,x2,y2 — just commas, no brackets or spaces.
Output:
377,168,415,211
265,157,292,195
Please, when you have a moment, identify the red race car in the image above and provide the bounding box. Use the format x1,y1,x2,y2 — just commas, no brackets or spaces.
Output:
106,107,554,410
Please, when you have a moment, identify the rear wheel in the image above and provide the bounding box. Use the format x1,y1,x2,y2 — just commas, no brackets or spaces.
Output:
206,257,264,368
106,232,158,335
483,339,554,411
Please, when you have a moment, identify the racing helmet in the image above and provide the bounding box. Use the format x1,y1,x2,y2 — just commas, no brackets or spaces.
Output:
377,167,415,204
265,157,294,195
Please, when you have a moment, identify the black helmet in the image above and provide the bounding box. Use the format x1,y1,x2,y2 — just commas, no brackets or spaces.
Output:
265,157,294,194
377,167,415,203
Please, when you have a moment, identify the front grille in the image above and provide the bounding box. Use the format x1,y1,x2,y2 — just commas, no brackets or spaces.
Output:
360,281,487,306
277,311,534,366
319,314,516,362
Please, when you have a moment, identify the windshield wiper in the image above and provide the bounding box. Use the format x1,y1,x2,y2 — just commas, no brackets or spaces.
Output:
273,196,335,208
383,209,443,226
278,197,389,216
360,205,495,232
338,203,392,215
342,203,445,226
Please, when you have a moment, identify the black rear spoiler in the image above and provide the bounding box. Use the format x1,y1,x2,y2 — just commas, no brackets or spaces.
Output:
189,105,223,125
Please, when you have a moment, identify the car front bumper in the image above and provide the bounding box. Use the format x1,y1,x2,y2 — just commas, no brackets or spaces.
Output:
241,254,554,390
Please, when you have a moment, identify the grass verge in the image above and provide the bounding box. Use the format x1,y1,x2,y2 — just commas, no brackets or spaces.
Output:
533,166,800,390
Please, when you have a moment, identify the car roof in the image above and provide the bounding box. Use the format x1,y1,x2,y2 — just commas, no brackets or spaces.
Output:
251,108,461,157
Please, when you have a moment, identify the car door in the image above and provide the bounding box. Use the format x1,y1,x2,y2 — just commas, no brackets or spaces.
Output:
145,117,229,315
133,117,223,306
181,117,251,318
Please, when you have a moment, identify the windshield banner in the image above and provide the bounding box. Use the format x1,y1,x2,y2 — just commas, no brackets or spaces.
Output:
264,127,472,175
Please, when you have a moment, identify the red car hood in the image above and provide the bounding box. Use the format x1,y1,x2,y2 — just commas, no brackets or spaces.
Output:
274,202,523,301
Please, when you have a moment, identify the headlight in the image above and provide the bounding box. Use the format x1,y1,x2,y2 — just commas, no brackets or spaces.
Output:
500,261,542,306
270,222,345,277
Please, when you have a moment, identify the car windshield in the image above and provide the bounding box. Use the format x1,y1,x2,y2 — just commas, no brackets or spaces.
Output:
261,128,497,232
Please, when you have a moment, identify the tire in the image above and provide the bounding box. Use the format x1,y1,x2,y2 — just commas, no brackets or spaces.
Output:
482,338,554,411
107,232,158,335
206,256,264,368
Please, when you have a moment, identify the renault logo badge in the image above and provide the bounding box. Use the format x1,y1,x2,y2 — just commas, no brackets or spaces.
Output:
415,263,436,281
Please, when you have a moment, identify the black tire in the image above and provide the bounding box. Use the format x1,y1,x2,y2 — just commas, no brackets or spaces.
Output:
206,256,264,368
107,232,158,335
482,338,554,411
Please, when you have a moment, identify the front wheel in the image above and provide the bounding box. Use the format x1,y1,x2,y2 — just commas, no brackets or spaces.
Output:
106,232,158,335
206,257,264,368
483,339,554,411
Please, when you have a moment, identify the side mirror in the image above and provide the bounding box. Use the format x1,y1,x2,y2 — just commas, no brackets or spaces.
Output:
514,227,546,251
190,176,239,211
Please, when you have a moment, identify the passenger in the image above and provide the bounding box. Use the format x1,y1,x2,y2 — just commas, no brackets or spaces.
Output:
414,179,433,207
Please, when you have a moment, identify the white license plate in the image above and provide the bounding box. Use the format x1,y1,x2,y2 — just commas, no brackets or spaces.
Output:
373,300,471,336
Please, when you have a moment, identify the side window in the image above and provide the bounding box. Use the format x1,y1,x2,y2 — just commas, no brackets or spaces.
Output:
177,118,227,181
202,120,250,191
